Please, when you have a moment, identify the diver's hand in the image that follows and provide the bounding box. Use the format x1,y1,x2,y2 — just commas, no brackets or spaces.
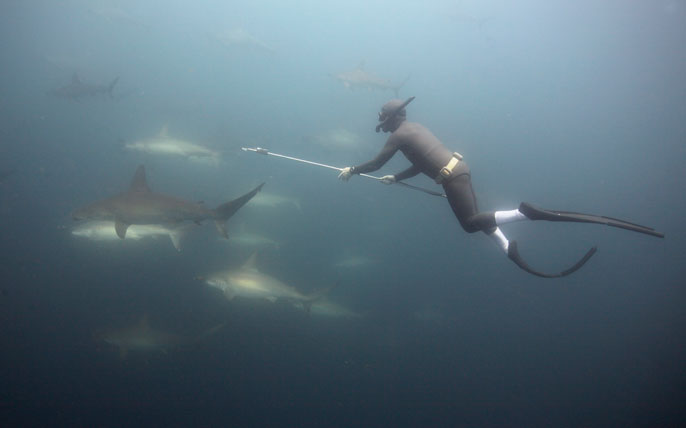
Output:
338,167,353,181
380,175,396,185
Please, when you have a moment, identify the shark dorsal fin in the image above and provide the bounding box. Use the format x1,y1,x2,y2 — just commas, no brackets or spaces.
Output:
71,72,81,84
356,60,365,70
129,165,150,193
243,252,259,271
158,125,168,137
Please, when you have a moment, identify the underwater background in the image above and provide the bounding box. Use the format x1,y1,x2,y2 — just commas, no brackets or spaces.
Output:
1,0,684,426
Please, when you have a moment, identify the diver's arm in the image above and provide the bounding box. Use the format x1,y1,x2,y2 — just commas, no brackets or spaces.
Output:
393,164,421,181
351,139,399,175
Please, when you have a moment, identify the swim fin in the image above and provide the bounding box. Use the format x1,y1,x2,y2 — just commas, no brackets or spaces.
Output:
519,202,664,238
507,240,597,278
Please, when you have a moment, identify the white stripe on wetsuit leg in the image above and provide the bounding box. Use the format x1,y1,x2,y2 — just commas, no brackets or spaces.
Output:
494,209,527,226
488,227,509,253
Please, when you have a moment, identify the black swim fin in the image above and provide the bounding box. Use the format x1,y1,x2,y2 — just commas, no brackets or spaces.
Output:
519,202,664,238
507,240,597,278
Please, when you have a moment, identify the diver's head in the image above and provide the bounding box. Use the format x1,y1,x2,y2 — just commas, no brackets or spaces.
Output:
377,98,408,133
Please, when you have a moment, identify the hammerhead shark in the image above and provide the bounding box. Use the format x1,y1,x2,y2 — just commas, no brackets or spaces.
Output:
331,62,409,96
97,315,225,358
205,252,332,312
50,72,119,99
124,125,221,164
72,165,264,240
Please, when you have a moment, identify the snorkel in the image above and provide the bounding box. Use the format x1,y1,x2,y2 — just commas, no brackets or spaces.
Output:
376,96,415,133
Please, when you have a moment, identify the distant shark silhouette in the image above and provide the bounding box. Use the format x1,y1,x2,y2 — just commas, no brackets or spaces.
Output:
247,191,302,212
205,252,330,312
331,62,409,96
49,72,119,99
125,125,221,164
292,298,363,319
219,224,280,251
97,315,224,358
72,165,263,240
213,28,275,53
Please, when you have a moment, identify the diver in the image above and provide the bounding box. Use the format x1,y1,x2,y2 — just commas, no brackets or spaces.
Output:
338,97,664,278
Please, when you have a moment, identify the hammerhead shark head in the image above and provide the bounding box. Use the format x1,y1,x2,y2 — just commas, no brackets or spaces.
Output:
50,72,119,99
72,165,264,240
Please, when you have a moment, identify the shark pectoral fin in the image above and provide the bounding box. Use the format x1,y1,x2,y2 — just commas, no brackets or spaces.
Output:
169,231,184,251
214,221,228,239
114,220,130,239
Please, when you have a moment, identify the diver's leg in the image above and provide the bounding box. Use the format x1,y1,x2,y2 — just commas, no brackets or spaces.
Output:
443,173,596,277
518,202,664,238
495,208,528,225
444,172,493,232
443,172,511,253
489,227,510,254
492,203,663,238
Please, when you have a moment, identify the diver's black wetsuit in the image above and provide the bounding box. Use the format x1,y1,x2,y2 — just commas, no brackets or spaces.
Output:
347,109,662,278
352,121,496,234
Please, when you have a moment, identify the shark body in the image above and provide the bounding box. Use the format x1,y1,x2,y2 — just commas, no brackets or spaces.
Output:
302,128,363,151
98,315,224,358
333,254,376,269
72,165,263,240
293,298,363,319
125,126,221,164
331,63,408,96
214,28,275,53
50,73,119,99
219,227,280,250
206,253,324,308
247,191,301,211
71,220,195,251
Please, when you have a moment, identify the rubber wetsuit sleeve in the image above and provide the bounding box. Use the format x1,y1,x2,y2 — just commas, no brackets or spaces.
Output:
394,164,421,181
352,138,399,174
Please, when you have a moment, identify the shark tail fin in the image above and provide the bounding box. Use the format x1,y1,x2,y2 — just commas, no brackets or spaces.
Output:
302,282,338,315
108,76,120,97
213,182,265,238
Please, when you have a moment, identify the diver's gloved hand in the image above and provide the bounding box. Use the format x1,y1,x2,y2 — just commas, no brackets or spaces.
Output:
338,167,353,181
380,175,396,185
